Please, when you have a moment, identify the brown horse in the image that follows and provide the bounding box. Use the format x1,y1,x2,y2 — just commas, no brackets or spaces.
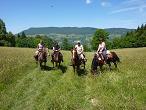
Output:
91,51,120,74
34,51,47,69
51,50,63,68
71,48,86,72
106,52,120,70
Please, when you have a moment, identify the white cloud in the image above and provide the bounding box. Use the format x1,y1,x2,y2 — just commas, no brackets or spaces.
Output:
110,5,146,14
110,0,146,14
86,0,91,4
101,1,111,7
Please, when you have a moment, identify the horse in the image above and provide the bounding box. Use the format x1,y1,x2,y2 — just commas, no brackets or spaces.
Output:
51,50,63,68
106,52,120,70
34,51,47,69
91,51,120,74
91,53,104,75
71,48,86,73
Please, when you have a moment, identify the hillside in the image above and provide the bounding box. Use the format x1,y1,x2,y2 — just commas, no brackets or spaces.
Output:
0,47,146,110
20,27,134,38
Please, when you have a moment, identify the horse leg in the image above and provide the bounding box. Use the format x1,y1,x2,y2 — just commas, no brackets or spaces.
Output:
108,63,112,71
52,62,54,68
39,62,42,69
44,62,46,66
83,61,85,69
77,65,80,70
113,62,117,68
100,65,103,71
73,65,75,73
55,62,57,67
59,62,61,67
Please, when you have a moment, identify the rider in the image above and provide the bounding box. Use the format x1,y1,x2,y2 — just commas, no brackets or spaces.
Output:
97,38,107,63
51,42,63,62
75,41,86,61
34,40,47,60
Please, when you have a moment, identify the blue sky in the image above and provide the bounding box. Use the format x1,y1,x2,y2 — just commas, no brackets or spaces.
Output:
0,0,146,33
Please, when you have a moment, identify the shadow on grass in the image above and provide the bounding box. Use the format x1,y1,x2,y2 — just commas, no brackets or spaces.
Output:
41,64,67,73
77,68,88,76
59,65,67,73
41,65,53,71
90,65,120,76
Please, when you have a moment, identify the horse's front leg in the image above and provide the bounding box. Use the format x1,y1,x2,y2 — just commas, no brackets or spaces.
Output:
108,63,112,71
83,61,86,69
39,62,42,69
59,62,61,67
113,62,117,68
52,62,54,68
99,65,103,71
73,65,75,73
44,62,46,66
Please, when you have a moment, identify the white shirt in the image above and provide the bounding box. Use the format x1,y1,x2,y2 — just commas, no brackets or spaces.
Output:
38,43,45,50
75,44,84,54
97,42,106,52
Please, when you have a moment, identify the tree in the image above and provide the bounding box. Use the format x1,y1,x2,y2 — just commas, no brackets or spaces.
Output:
21,32,26,39
62,37,72,50
0,19,7,40
7,32,15,47
91,29,109,50
17,34,21,38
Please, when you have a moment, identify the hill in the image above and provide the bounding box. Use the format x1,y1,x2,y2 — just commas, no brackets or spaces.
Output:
0,47,146,110
20,27,134,38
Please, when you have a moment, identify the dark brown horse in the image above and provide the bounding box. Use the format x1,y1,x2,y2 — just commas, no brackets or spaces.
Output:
51,50,63,68
106,52,120,70
34,51,47,69
91,53,104,74
91,51,120,74
71,48,86,72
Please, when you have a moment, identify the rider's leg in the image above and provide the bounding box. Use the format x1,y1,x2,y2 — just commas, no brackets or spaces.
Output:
80,54,84,60
102,51,107,63
51,52,54,62
83,54,87,61
99,53,104,60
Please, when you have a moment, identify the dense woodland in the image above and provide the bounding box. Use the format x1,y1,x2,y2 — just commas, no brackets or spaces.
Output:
0,18,146,51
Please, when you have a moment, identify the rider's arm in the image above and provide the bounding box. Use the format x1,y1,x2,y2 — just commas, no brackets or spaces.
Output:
75,45,77,49
53,47,55,51
100,42,105,52
97,44,100,52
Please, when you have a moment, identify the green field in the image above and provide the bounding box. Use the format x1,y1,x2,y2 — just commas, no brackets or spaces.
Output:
0,47,146,110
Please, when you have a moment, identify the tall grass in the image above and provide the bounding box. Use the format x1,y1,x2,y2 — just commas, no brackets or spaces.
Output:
0,47,146,110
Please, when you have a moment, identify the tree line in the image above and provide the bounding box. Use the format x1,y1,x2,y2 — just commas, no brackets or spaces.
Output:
0,18,146,51
91,24,146,50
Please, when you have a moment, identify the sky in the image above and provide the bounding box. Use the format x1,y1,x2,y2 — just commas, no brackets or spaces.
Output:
0,0,146,34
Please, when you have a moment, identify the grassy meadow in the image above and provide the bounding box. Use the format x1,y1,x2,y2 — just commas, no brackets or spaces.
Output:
0,47,146,110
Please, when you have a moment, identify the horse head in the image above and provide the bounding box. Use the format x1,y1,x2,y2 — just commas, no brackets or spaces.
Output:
38,51,46,62
53,51,59,62
94,53,104,65
71,48,78,60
